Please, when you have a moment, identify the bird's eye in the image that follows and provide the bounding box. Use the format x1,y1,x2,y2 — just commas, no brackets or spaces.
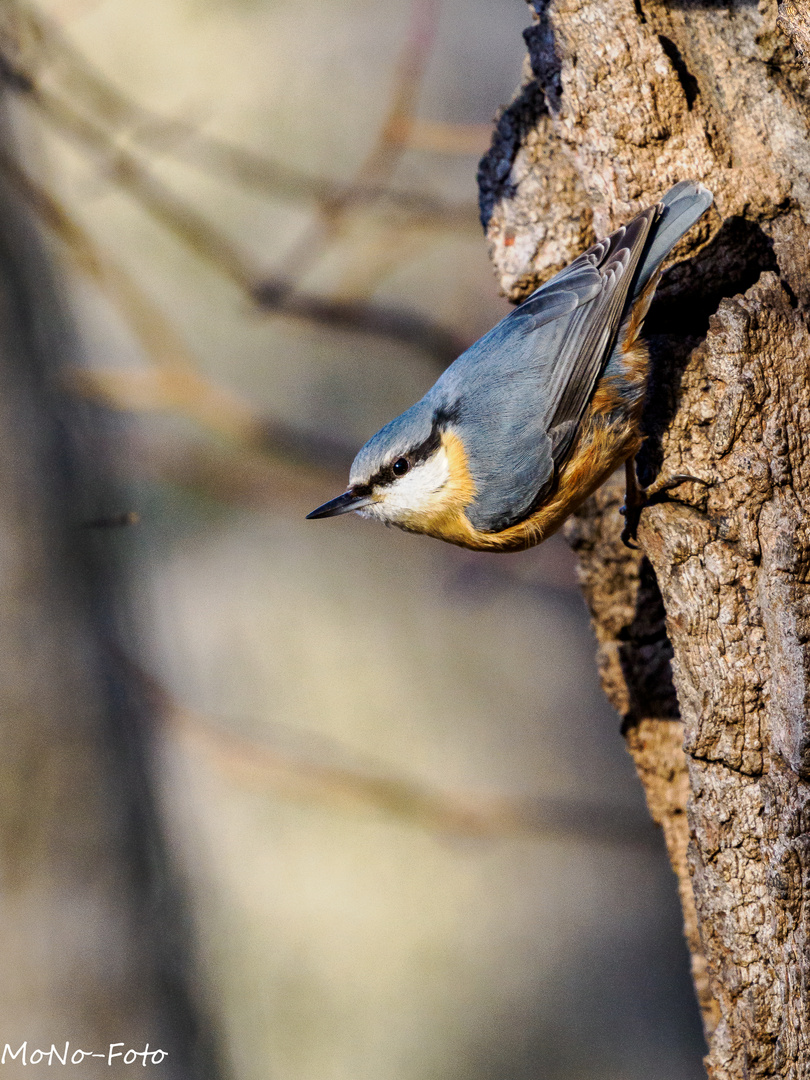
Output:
392,457,410,476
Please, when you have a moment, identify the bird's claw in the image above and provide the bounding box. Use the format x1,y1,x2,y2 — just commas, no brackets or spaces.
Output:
619,502,643,548
645,473,709,505
620,523,640,549
620,464,709,549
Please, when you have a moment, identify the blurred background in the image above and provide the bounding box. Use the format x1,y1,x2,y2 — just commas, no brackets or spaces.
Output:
0,0,706,1077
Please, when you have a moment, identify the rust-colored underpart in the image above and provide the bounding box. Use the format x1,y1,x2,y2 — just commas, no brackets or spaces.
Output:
480,1,810,1076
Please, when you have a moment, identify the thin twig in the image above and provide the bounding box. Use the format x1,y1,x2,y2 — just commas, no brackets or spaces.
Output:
271,0,443,289
354,0,442,189
2,1,479,227
1,0,472,358
0,85,465,360
397,118,492,155
0,152,356,472
126,654,659,848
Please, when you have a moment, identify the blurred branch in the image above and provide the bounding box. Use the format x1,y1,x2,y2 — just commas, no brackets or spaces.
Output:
272,0,444,291
1,0,480,227
129,655,659,849
0,151,355,473
399,119,492,155
5,74,266,288
0,146,201,374
0,102,466,363
353,0,441,190
68,366,355,474
128,430,345,508
0,0,477,483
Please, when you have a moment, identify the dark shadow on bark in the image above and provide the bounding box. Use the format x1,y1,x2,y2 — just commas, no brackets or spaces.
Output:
645,216,779,338
618,558,679,733
478,80,547,230
523,4,564,113
638,217,779,487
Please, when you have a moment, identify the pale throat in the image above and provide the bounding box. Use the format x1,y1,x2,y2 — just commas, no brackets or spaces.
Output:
357,444,454,526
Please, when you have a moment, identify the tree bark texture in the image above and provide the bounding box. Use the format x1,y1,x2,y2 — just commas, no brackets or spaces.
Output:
480,2,810,1077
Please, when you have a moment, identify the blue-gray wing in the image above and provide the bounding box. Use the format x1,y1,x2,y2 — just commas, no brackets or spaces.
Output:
512,205,662,460
442,205,660,533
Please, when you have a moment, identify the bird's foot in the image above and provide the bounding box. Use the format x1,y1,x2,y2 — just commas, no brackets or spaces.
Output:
619,462,709,548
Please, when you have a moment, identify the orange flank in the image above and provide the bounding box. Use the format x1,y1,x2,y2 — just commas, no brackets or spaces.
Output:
407,331,650,553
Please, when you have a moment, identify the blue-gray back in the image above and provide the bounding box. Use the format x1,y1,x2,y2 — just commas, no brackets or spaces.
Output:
351,181,713,533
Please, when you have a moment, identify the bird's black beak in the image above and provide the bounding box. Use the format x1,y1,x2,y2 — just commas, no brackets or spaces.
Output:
306,489,373,519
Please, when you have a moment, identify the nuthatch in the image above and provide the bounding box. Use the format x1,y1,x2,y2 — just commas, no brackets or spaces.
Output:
308,181,713,551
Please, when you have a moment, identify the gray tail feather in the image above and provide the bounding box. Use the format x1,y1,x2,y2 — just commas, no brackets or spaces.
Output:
633,181,713,296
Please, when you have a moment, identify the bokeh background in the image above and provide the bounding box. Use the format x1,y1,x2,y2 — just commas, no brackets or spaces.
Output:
0,0,706,1077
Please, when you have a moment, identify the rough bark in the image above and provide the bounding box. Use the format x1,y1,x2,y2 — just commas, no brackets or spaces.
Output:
480,1,810,1076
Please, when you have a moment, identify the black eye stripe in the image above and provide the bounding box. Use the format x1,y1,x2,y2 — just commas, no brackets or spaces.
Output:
362,407,456,489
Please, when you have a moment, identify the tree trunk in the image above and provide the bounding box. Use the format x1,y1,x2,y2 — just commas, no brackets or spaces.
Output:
480,2,810,1076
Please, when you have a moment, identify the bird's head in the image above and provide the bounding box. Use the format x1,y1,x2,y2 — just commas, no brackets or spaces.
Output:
307,400,476,538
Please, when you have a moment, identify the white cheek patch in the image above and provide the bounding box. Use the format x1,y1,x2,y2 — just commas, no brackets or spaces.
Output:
359,448,451,524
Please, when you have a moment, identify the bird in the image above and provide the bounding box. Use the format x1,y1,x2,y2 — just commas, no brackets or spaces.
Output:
307,180,713,552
